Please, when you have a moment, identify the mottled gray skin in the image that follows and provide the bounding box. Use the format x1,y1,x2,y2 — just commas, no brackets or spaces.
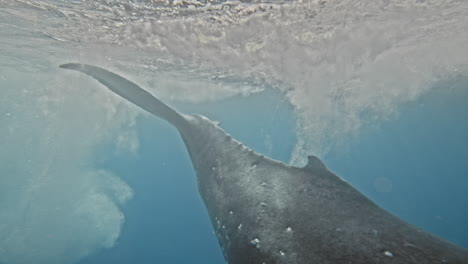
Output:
60,63,468,264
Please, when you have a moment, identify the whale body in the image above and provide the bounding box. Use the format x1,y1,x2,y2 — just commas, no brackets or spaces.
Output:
60,63,468,264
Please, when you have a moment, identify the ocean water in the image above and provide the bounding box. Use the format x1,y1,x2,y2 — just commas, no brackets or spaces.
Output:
0,1,467,264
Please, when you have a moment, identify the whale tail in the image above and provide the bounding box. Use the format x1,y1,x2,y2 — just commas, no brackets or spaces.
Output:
60,63,186,127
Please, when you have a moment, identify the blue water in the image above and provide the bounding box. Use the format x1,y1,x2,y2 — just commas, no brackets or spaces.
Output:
78,78,468,263
325,78,468,248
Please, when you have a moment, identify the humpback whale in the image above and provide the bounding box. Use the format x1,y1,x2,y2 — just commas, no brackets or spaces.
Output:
60,63,468,264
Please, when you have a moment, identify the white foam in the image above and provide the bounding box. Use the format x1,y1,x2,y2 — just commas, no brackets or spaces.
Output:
4,1,468,164
0,70,136,264
121,1,468,164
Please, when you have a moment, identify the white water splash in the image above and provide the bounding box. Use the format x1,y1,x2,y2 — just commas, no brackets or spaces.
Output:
4,0,464,163
115,0,468,164
0,68,136,264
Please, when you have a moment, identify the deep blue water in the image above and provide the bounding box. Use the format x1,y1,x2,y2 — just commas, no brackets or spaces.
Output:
325,79,468,247
79,79,467,264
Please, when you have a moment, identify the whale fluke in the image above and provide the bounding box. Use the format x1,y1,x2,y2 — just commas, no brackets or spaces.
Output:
60,63,186,127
